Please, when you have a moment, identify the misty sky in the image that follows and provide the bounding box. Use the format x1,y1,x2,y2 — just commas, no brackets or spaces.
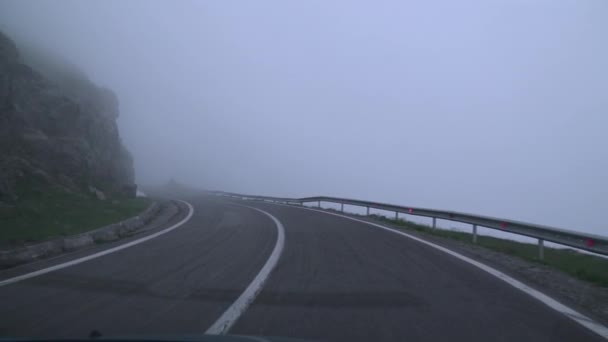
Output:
0,0,606,235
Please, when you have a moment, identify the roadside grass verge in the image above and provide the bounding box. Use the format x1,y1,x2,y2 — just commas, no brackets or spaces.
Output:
318,207,608,287
372,214,608,287
1,186,151,247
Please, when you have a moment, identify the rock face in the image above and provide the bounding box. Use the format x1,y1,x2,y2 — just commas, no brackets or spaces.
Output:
0,31,135,201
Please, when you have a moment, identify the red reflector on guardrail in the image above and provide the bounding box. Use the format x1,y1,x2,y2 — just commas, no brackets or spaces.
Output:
587,239,595,247
500,222,507,229
408,208,413,213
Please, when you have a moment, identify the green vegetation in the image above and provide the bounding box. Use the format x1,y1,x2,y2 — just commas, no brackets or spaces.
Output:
366,214,608,287
1,184,150,246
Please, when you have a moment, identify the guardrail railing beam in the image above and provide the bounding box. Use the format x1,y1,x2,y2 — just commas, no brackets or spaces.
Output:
212,192,608,257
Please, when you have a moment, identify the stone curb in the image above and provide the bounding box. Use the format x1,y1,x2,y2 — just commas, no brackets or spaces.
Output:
0,201,160,269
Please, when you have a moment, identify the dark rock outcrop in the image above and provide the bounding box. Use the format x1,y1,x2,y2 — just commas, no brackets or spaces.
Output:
0,31,134,201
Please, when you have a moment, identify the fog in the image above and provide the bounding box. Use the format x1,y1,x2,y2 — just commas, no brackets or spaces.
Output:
1,0,606,235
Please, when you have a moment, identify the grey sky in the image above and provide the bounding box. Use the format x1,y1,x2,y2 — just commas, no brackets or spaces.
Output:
1,0,606,235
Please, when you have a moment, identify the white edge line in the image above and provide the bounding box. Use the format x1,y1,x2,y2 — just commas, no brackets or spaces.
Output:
205,204,286,335
0,200,195,287
277,203,608,340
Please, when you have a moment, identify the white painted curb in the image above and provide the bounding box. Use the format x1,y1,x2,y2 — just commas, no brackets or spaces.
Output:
0,200,194,287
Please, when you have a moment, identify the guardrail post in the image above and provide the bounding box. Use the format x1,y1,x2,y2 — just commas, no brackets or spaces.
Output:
317,201,321,208
395,212,399,221
538,239,544,260
366,207,370,216
472,224,477,244
432,217,436,229
340,203,344,213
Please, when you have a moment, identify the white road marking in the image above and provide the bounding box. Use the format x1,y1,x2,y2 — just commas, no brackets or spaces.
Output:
285,204,608,340
205,205,286,335
0,200,195,287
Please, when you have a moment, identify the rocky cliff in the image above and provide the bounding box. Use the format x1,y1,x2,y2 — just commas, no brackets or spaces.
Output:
0,31,135,203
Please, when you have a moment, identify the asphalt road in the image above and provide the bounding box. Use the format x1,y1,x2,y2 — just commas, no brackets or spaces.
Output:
0,198,277,338
0,196,604,341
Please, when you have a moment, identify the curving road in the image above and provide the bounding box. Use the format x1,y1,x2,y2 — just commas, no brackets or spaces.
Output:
0,196,605,341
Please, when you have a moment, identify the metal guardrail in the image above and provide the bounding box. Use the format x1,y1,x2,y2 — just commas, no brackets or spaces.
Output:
211,191,608,259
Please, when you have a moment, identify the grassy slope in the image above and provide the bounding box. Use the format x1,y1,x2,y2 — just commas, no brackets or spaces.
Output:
1,185,150,246
363,213,608,287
